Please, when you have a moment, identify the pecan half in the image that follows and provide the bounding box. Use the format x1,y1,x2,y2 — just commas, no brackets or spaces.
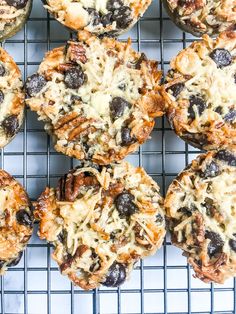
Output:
56,171,99,202
68,42,87,64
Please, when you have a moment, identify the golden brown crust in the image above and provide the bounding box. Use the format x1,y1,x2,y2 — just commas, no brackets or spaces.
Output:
0,0,32,41
26,31,163,165
165,149,236,284
44,0,152,36
0,48,25,148
164,0,236,36
162,31,236,150
0,169,33,274
35,161,165,290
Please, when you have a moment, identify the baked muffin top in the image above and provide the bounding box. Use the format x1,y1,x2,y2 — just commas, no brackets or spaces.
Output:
163,31,236,150
25,31,163,164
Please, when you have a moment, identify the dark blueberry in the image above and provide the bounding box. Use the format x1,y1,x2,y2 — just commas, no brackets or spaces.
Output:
135,53,147,70
215,106,223,115
0,64,6,76
5,0,28,9
229,234,236,252
110,97,131,120
215,150,236,167
16,209,33,228
205,231,224,257
200,161,220,178
167,83,185,98
102,262,126,287
71,95,82,103
209,49,232,68
2,115,19,137
87,8,101,26
121,127,135,146
0,91,4,104
101,12,113,27
188,95,206,119
107,0,123,10
112,6,132,29
224,109,236,123
115,192,138,217
25,74,47,97
64,66,86,89
7,251,23,267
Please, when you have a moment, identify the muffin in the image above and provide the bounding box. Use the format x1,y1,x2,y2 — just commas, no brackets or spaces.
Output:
25,30,163,165
165,149,236,284
0,0,32,41
0,47,25,148
34,161,165,290
162,31,236,151
163,0,236,37
43,0,152,36
0,169,33,274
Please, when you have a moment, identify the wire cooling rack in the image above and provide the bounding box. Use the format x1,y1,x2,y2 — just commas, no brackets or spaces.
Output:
0,1,236,313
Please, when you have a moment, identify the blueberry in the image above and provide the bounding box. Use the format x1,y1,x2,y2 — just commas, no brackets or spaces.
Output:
110,97,131,120
209,49,232,68
102,262,126,287
107,0,123,10
188,95,206,119
87,8,101,26
224,109,236,123
64,66,86,89
0,64,6,76
112,6,132,29
16,209,33,228
205,231,224,257
101,12,112,27
215,150,236,167
25,74,47,97
135,53,147,70
200,161,220,178
167,83,185,98
121,127,135,146
229,235,236,252
215,106,223,115
2,115,19,137
115,192,138,217
5,0,28,9
7,251,23,267
0,91,4,104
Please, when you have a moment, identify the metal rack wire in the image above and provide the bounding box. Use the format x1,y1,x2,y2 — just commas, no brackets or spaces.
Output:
0,1,235,313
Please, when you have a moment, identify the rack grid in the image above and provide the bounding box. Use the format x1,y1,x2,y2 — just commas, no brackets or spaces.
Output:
0,1,235,313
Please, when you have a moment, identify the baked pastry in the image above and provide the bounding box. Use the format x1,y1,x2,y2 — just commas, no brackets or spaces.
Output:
165,149,236,284
43,0,151,36
163,0,236,37
0,47,25,148
25,31,163,165
0,0,32,41
0,169,33,274
34,161,165,290
162,31,236,151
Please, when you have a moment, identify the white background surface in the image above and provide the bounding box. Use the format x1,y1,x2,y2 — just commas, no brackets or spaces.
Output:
0,0,235,313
